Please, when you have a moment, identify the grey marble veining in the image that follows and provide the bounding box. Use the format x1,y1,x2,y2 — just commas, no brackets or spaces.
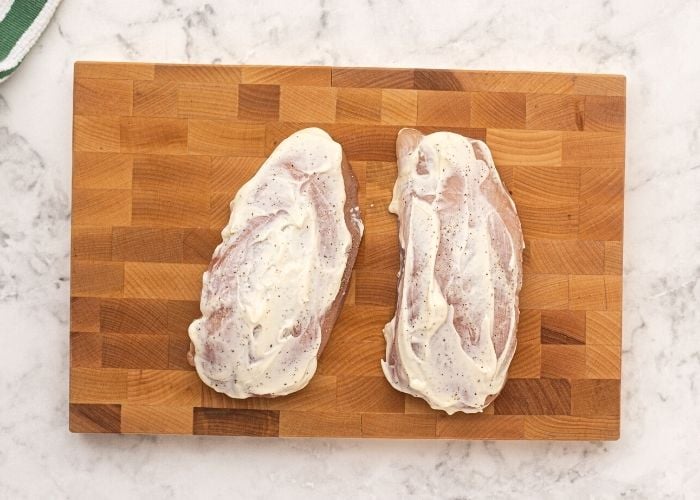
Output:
0,0,698,498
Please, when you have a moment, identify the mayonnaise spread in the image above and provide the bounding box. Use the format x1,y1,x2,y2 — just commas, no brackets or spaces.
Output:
189,128,362,398
382,129,524,414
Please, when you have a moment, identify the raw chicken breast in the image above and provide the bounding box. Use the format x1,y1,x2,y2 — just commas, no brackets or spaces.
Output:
189,128,363,398
382,129,524,414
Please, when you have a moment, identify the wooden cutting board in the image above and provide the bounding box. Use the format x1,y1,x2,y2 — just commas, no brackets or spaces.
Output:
70,62,625,439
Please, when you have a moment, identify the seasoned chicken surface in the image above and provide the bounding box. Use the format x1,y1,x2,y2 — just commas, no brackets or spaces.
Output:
382,129,524,414
189,128,363,398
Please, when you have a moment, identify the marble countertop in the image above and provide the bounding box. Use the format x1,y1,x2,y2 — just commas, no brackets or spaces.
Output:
1,0,698,498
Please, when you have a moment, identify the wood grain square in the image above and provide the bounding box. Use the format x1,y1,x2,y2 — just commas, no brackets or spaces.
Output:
354,268,398,307
332,67,415,89
242,66,331,86
497,164,514,191
154,64,241,83
333,305,392,343
74,79,133,116
127,370,202,406
72,152,132,189
238,84,280,121
326,124,400,162
520,274,569,309
71,297,101,332
404,394,442,415
569,275,607,310
605,275,622,311
209,192,231,229
120,117,188,154
75,62,154,81
102,333,169,369
71,261,124,298
471,92,526,128
124,263,206,301
255,377,331,411
381,89,417,125
133,81,178,117
279,411,362,437
70,332,102,368
167,300,201,333
517,203,579,239
318,338,385,377
524,239,604,275
541,310,586,344
336,376,404,413
183,228,220,263
526,94,584,131
189,120,266,156
605,241,623,275
414,69,464,91
524,415,619,440
69,403,121,433
585,95,625,131
202,375,336,412
169,335,195,371
362,413,436,438
112,227,184,263
364,160,396,199
586,344,621,378
131,190,209,228
516,309,541,344
197,388,234,409
70,367,128,404
121,406,193,434
508,343,541,378
210,156,263,193
580,167,624,206
457,71,576,94
486,129,562,167
348,166,386,208
177,83,237,119
540,345,587,378
578,204,623,240
513,167,580,205
437,414,525,440
100,298,168,334
571,379,620,416
193,408,279,436
417,90,470,127
72,189,131,226
132,155,211,193
336,88,382,123
360,228,400,270
562,131,625,168
349,159,368,187
573,75,625,96
72,226,113,260
74,115,121,152
279,86,337,123
345,271,357,306
494,379,571,415
586,311,621,345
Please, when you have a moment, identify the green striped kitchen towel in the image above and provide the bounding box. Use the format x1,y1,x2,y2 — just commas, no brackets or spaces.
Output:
0,0,62,82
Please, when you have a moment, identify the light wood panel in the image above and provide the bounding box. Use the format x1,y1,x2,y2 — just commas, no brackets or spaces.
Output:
70,62,625,440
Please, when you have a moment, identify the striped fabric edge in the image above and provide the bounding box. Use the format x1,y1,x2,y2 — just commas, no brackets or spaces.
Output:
0,62,20,82
0,0,62,83
0,2,12,21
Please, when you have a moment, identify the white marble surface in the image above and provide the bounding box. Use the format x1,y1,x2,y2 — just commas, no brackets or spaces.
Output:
1,0,698,498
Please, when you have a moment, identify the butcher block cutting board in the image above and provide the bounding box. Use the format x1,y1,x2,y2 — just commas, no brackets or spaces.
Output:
70,62,625,440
